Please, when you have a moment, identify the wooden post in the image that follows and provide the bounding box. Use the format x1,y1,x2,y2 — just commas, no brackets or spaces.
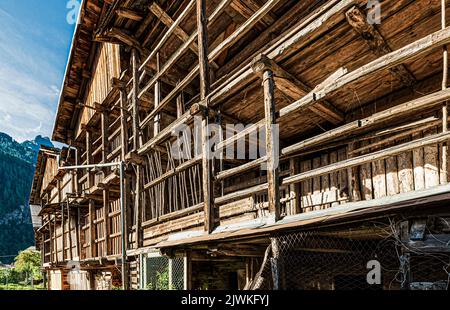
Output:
67,201,73,261
120,88,129,159
252,54,281,220
154,53,161,136
86,129,93,188
89,199,96,259
442,0,448,184
183,251,192,290
103,187,110,256
61,202,65,262
131,49,140,151
289,158,300,215
197,0,214,233
76,208,81,259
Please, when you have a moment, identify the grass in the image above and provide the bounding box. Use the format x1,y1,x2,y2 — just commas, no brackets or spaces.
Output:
0,283,45,290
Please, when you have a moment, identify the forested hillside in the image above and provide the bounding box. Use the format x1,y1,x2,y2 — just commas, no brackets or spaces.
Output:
0,132,53,264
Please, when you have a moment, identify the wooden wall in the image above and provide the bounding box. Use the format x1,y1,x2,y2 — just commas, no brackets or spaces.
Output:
296,125,448,212
76,43,121,138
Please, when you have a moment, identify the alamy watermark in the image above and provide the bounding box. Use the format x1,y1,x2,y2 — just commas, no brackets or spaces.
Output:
66,0,81,25
366,259,382,285
367,0,381,25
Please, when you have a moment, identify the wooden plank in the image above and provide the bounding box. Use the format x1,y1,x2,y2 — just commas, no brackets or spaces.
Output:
397,137,414,194
359,140,373,201
148,2,219,70
279,27,450,118
300,159,312,209
282,89,450,156
385,145,400,196
424,127,440,188
370,138,387,199
412,132,425,190
283,132,450,186
329,151,340,207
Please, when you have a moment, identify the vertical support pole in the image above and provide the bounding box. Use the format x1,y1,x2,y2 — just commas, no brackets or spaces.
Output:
49,216,53,264
89,199,96,259
86,129,93,188
76,208,81,259
119,161,129,290
442,0,448,184
289,158,300,215
263,70,280,220
61,202,65,262
252,54,281,221
67,201,73,261
135,166,142,249
131,50,143,249
131,49,141,151
103,186,110,256
168,258,173,290
101,111,109,164
197,0,214,233
154,53,161,137
183,251,192,290
120,88,129,159
346,142,361,202
270,238,281,290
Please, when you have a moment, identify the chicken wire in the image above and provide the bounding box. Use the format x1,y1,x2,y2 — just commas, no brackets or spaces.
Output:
142,255,185,290
249,227,450,290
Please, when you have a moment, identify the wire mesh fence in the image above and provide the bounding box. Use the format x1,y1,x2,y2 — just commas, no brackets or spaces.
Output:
249,225,450,290
143,255,185,290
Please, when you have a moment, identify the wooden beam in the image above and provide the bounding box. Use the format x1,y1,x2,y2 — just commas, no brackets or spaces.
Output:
279,26,450,118
282,88,450,156
345,6,416,86
131,49,140,151
138,0,281,126
148,2,219,70
140,0,196,71
210,0,356,107
255,54,344,124
252,54,281,221
197,0,215,233
283,131,450,186
138,0,232,101
116,8,143,21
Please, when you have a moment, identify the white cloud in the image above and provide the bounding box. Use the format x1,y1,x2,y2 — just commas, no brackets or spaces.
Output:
0,5,67,142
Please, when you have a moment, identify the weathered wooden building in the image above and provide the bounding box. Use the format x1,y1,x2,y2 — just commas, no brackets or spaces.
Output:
31,0,450,290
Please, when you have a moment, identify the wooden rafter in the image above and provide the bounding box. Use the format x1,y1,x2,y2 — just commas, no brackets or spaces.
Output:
148,2,219,70
252,54,344,125
345,6,416,86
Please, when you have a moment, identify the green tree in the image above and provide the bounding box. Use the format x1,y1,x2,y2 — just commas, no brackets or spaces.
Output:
14,249,41,286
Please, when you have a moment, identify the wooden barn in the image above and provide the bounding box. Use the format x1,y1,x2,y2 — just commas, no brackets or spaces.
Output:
31,0,450,290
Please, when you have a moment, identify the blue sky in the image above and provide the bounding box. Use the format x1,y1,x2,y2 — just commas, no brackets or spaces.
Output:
0,0,78,142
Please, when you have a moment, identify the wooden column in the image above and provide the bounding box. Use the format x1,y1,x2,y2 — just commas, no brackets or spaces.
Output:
101,111,109,164
442,0,448,184
252,54,281,220
89,199,96,258
197,0,215,233
119,86,130,253
86,129,93,188
67,201,73,261
289,158,300,215
131,49,140,151
120,88,129,159
103,186,110,256
61,202,65,262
